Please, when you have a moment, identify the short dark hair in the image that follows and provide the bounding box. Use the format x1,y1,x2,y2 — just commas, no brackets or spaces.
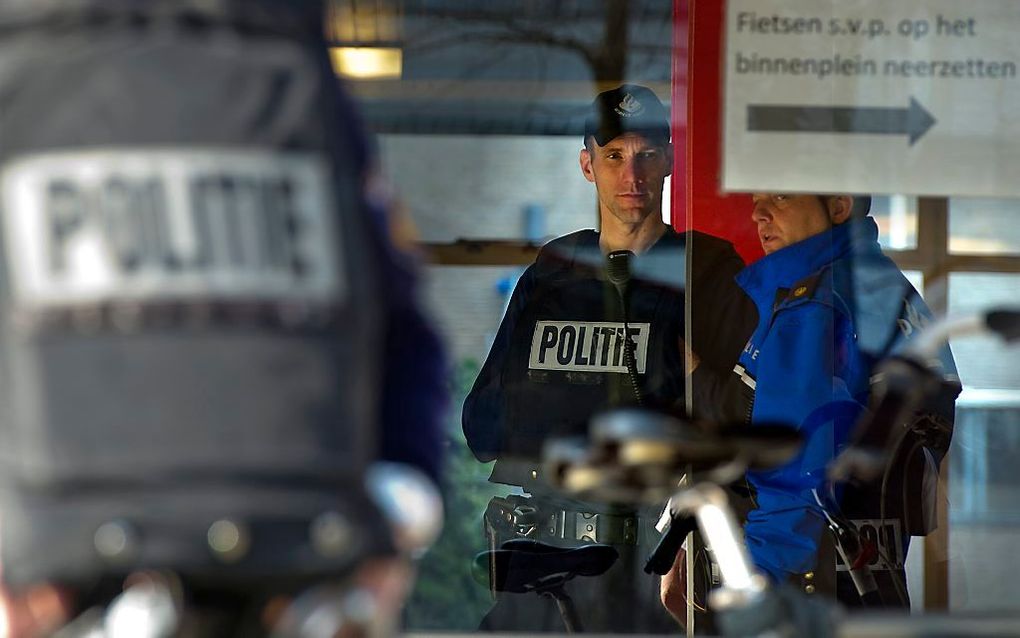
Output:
850,195,872,218
583,84,670,148
817,194,872,218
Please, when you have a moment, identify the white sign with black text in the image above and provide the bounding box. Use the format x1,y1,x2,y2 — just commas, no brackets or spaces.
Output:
723,0,1020,198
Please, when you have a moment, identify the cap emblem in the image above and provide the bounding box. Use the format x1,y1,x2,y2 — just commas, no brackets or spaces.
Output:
615,93,645,117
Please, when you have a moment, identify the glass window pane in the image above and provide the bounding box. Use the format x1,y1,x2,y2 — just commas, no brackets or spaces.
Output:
947,275,1020,613
348,0,1020,627
871,195,918,250
949,402,1020,612
422,266,519,363
904,270,924,298
949,198,1020,256
948,274,1020,390
408,266,516,630
379,135,597,242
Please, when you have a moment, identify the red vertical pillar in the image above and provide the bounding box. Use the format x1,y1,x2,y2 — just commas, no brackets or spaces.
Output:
672,0,762,264
670,0,690,232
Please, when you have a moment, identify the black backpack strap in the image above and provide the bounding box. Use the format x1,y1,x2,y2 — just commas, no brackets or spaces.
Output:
533,229,599,277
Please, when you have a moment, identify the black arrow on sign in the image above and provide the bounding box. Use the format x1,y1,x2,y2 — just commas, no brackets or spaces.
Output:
747,97,936,145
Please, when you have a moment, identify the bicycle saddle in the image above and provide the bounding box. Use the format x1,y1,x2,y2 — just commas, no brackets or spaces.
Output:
474,539,618,593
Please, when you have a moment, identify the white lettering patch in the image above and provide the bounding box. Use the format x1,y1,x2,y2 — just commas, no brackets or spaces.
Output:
0,149,343,307
528,321,650,373
835,518,904,572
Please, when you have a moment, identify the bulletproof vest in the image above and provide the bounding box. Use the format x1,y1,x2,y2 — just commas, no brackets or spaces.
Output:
493,231,686,486
0,1,388,587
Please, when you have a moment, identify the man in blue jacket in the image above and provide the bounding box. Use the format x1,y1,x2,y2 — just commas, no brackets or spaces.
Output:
664,193,957,617
738,192,956,590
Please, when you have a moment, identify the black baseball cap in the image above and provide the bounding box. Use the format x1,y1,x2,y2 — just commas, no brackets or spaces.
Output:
584,84,670,147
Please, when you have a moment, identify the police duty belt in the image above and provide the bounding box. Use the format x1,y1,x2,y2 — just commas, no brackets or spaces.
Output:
485,495,638,546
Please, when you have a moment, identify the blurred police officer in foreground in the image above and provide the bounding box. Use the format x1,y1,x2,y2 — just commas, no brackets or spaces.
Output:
0,1,446,635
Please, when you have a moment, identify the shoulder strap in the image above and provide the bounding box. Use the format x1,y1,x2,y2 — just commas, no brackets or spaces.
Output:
534,229,599,277
784,271,825,304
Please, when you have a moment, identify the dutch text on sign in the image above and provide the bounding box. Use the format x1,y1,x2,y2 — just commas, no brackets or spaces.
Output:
723,0,1020,198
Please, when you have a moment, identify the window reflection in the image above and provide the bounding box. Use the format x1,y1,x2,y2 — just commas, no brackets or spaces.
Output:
949,198,1020,256
949,274,1020,390
946,271,1020,613
871,195,918,251
345,0,1020,629
378,136,597,243
949,403,1020,611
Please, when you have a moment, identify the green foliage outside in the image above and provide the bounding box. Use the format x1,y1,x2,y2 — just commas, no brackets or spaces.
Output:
403,357,503,630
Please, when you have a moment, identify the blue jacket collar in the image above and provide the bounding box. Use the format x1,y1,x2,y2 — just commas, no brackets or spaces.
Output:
736,217,880,304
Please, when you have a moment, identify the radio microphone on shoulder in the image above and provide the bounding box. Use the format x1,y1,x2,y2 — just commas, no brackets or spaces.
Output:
606,249,634,298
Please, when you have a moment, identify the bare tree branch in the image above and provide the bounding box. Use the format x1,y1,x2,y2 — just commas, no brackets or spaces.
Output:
405,24,594,67
398,1,632,82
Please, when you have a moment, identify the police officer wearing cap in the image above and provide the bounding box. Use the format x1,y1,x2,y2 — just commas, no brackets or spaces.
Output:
463,85,754,632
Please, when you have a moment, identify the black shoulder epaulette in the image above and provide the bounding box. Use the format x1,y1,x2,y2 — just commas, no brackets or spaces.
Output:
784,271,824,304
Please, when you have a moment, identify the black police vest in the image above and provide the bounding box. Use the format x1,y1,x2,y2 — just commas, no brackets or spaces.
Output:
491,230,686,488
0,1,387,587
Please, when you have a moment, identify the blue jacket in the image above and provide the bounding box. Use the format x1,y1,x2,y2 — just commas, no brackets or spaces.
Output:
733,217,955,582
